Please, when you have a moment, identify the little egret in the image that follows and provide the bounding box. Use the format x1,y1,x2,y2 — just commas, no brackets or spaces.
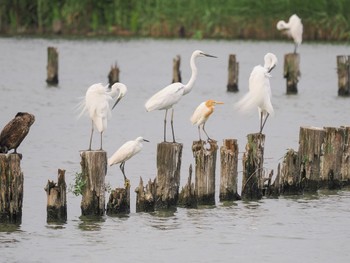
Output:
108,137,149,183
235,53,277,134
145,50,217,143
277,14,303,53
80,82,127,150
0,112,35,154
190,100,224,141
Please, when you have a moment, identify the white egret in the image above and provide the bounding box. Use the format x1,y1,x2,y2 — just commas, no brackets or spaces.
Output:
235,53,278,134
190,100,224,141
108,137,149,183
145,50,217,143
80,82,127,150
277,14,303,53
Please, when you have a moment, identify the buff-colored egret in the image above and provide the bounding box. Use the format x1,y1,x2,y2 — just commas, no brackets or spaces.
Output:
277,14,303,53
80,82,127,150
145,50,217,143
108,137,149,183
235,53,277,133
190,100,224,141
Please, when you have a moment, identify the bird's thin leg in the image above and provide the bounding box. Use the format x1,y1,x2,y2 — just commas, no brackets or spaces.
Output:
197,126,202,141
99,131,103,151
202,123,211,141
119,162,127,181
294,43,297,54
89,120,94,150
260,113,270,134
259,112,263,133
170,108,176,143
163,109,168,142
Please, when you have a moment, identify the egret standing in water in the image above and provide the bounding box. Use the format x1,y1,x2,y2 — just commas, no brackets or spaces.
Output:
145,50,217,143
235,53,277,134
108,137,149,184
190,100,224,141
277,14,303,53
80,82,127,150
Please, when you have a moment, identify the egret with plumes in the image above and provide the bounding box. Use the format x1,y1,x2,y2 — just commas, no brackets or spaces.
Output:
277,14,303,53
235,53,277,134
190,100,224,141
145,50,217,143
79,82,127,150
108,137,149,183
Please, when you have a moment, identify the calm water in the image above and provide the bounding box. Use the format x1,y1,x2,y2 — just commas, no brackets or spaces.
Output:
0,37,350,262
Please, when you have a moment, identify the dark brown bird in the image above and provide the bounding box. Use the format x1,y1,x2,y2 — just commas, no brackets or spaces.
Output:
0,112,35,154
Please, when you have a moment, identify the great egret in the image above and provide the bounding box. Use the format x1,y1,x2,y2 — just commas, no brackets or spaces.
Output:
235,53,277,134
145,50,217,143
108,137,149,183
0,112,35,154
190,100,224,141
277,14,303,53
80,82,127,150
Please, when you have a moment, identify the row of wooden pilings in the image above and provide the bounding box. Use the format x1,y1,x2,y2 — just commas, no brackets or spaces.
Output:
2,126,350,224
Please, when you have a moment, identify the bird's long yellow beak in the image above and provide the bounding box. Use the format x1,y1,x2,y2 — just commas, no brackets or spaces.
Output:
215,101,224,105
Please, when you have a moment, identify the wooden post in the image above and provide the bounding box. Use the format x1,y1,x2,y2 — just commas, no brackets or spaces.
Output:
0,154,23,224
227,54,239,92
106,183,130,215
135,177,156,212
241,133,265,200
219,139,241,201
337,55,350,96
280,149,301,194
178,164,197,208
155,142,182,209
192,140,218,205
80,151,107,216
341,126,350,185
44,169,67,223
46,46,59,85
172,55,181,83
283,53,300,94
268,163,282,197
108,62,120,87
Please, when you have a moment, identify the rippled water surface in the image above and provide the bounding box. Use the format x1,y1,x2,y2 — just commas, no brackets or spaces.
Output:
0,37,350,262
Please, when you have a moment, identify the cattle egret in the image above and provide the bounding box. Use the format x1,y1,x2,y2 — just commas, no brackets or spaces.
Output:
277,14,303,53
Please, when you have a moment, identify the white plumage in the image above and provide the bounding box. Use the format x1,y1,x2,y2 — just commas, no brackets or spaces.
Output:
277,14,303,53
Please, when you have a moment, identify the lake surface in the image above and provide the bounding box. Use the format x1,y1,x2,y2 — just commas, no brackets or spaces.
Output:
0,37,350,262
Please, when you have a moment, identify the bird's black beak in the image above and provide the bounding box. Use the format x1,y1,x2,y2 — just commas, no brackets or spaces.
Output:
204,53,217,58
112,97,122,110
268,64,276,73
143,139,150,142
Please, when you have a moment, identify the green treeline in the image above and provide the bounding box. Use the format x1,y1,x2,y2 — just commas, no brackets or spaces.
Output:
1,0,350,41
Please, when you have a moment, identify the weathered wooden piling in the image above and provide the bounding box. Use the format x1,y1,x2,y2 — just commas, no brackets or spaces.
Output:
155,142,182,209
341,126,350,184
46,46,59,85
135,177,156,212
283,53,300,94
106,183,130,215
0,154,23,224
192,140,218,205
219,139,241,201
178,165,197,208
80,151,107,216
336,55,350,96
241,133,265,200
44,169,67,222
227,54,239,92
280,149,301,194
108,63,120,87
172,55,181,83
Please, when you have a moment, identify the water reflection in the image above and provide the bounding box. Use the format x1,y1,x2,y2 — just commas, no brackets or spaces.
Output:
77,215,106,231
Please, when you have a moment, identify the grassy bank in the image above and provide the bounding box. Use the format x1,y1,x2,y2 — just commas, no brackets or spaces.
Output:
1,0,350,41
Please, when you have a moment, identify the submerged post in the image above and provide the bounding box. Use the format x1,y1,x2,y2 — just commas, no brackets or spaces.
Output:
106,183,130,215
336,55,350,96
80,151,107,216
135,177,156,212
108,62,120,87
172,55,181,83
0,154,23,224
46,46,59,85
283,53,300,94
227,54,239,92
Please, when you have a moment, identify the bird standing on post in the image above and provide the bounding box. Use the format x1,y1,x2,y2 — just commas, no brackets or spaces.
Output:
277,14,303,53
79,82,127,151
190,100,224,141
235,53,277,134
145,50,217,143
0,112,35,154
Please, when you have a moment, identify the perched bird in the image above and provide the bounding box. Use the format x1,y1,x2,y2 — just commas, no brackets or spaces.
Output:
277,14,303,53
190,100,224,141
0,112,35,154
108,137,149,183
79,82,127,151
145,50,217,143
235,53,278,134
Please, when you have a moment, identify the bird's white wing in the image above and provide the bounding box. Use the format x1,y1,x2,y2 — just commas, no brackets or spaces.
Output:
145,83,184,111
190,102,208,125
108,140,137,166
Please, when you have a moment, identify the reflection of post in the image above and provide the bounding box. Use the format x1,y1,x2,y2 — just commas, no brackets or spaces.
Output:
172,55,181,83
227,54,239,92
46,47,59,85
283,53,300,94
337,55,350,96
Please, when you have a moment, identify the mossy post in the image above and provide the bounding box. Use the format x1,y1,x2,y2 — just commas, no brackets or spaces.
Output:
46,46,59,85
106,183,130,215
336,55,350,96
178,164,197,208
135,177,156,212
241,133,265,200
80,151,107,216
219,139,241,201
44,169,67,223
172,55,181,83
108,62,120,87
155,142,182,210
283,53,300,94
192,140,218,205
0,154,23,224
227,54,239,92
